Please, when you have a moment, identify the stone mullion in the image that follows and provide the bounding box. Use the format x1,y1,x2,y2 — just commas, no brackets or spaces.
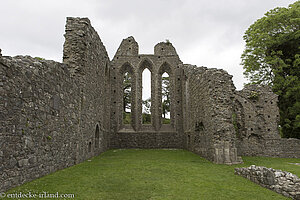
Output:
170,75,175,127
117,74,123,131
152,71,158,131
130,72,136,131
135,70,142,131
157,72,163,129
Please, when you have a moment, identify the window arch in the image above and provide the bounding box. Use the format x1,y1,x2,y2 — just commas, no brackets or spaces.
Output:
142,68,151,124
119,62,135,127
138,59,154,126
158,62,173,125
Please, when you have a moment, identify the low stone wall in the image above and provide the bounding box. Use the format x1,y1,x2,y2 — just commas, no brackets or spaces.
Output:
237,138,300,158
110,131,184,149
235,165,300,199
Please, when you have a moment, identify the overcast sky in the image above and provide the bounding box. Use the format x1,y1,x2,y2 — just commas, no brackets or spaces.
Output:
0,0,296,90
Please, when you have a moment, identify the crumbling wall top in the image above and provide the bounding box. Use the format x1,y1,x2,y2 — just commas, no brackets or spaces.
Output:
154,41,178,56
114,36,139,58
63,17,109,76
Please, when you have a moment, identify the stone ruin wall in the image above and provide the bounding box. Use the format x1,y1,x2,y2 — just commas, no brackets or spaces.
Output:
1,17,300,192
0,17,110,192
63,17,111,157
108,37,185,149
183,65,241,164
235,165,300,199
234,85,300,158
0,56,81,192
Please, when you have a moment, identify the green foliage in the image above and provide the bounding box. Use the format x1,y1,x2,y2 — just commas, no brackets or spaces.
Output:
241,1,300,138
142,113,151,124
123,112,131,124
249,91,260,101
7,149,299,199
162,75,171,124
142,98,151,124
142,98,151,114
162,118,171,124
123,72,132,124
123,72,132,113
34,57,45,61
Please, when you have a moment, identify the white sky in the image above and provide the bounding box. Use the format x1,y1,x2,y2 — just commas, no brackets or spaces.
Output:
0,0,296,90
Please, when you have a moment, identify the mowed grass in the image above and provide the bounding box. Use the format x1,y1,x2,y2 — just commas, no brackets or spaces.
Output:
5,149,300,200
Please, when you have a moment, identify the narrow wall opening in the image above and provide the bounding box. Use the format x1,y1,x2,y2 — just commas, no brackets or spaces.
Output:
95,124,99,148
123,72,132,124
88,142,92,153
142,68,151,124
162,72,171,124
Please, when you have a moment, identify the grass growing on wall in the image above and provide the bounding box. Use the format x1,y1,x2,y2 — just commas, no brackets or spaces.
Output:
5,150,300,200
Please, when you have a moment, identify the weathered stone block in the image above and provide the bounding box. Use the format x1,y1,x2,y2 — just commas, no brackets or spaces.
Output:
18,159,29,168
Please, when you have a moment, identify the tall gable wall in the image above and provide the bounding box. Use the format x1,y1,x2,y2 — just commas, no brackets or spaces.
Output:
63,17,111,159
0,17,110,192
109,37,185,149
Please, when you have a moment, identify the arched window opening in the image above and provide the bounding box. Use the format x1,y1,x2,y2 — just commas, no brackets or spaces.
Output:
95,125,99,148
162,72,170,124
142,68,151,124
123,72,132,124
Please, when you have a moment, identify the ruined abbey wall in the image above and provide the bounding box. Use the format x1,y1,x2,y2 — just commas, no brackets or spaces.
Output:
0,56,80,192
234,85,300,158
183,65,241,164
108,37,185,149
0,17,109,192
1,17,299,192
63,17,111,158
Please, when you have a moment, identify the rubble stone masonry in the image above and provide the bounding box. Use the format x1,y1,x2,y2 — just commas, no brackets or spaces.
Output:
1,17,299,192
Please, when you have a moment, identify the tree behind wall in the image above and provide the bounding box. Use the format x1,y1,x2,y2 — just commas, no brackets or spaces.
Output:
162,76,170,124
142,98,151,124
241,1,300,138
123,72,132,124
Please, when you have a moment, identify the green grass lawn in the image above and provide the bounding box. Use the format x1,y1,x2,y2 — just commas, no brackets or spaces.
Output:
4,149,300,200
